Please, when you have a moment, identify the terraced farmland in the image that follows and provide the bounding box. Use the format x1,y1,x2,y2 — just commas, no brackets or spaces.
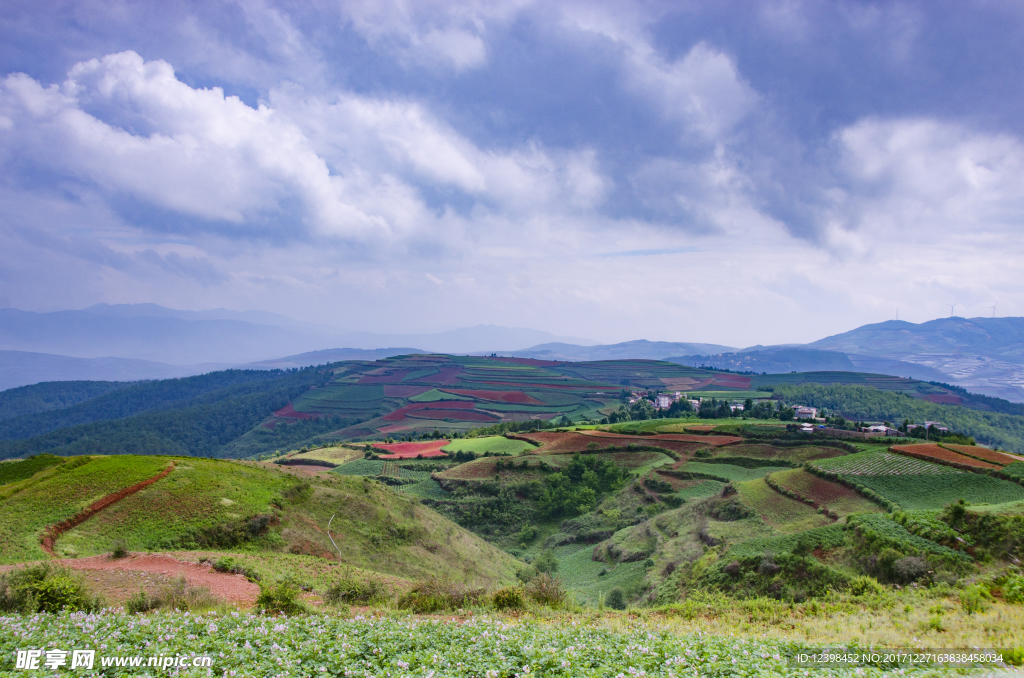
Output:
811,450,962,475
671,461,791,482
767,468,882,516
734,479,834,533
853,474,1024,510
891,443,1001,469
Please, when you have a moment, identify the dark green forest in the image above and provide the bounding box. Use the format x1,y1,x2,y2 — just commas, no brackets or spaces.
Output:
0,380,130,422
0,370,293,441
0,368,337,460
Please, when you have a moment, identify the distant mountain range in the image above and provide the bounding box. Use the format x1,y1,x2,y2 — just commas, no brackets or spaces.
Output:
1,306,1023,402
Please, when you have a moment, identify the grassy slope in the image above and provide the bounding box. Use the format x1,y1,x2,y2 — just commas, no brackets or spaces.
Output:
0,455,171,563
47,457,519,586
442,436,536,455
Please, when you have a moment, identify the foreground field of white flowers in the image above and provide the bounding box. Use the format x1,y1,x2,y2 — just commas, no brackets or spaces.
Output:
1,611,1013,677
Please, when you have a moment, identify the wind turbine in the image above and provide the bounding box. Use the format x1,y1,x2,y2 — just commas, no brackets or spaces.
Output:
991,304,997,318
948,303,957,318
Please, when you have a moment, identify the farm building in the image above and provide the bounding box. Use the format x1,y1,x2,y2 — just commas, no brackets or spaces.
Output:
794,406,818,419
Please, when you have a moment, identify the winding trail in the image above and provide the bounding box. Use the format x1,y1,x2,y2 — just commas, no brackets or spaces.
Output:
40,463,176,556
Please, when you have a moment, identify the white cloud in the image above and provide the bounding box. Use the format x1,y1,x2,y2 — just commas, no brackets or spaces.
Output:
829,117,1024,248
0,51,607,252
341,0,528,72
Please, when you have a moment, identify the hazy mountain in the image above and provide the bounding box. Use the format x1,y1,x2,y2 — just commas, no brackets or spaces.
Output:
244,348,427,369
505,340,736,361
667,347,855,373
332,325,597,353
0,351,227,391
811,317,1024,402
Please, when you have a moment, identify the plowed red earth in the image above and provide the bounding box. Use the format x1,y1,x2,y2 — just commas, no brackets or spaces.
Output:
515,431,710,455
383,401,475,421
358,369,413,384
57,554,259,606
711,376,752,388
376,440,450,459
441,389,545,404
273,403,318,420
480,381,611,390
411,366,462,384
782,472,865,503
891,444,1000,469
942,444,1023,465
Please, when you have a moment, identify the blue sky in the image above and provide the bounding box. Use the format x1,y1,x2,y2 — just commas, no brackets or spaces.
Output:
1,0,1022,346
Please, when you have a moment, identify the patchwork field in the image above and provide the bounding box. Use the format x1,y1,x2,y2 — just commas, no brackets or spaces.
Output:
441,436,536,456
669,461,791,482
734,479,834,533
852,473,1024,510
891,443,1001,469
766,468,882,516
811,450,962,475
941,443,1024,466
374,440,450,458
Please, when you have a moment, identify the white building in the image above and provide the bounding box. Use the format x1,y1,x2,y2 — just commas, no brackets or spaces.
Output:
794,406,818,419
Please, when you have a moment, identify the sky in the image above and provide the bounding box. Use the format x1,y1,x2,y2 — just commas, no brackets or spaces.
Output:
1,0,1023,347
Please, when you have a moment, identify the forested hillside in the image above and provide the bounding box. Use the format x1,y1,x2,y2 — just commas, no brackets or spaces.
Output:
0,368,344,460
0,380,129,421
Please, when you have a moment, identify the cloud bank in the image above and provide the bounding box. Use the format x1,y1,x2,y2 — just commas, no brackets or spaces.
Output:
0,1,1022,345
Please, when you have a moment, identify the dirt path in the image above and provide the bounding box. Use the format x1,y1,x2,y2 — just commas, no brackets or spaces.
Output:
40,463,176,556
58,553,260,606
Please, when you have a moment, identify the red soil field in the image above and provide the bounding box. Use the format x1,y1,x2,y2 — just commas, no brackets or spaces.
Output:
382,401,476,421
273,403,318,420
375,440,450,459
441,389,545,404
407,410,499,422
941,444,1024,465
891,444,1000,470
410,366,462,384
515,431,710,456
785,472,864,504
384,384,433,397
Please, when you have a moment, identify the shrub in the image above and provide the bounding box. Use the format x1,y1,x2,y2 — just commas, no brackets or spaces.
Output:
324,574,387,606
959,584,991,615
110,540,129,559
492,586,525,611
126,590,159,614
892,556,929,584
694,448,713,459
525,574,568,608
0,564,102,613
605,587,627,610
256,582,307,615
397,579,485,613
847,575,884,597
534,550,559,574
1004,574,1024,604
212,557,261,582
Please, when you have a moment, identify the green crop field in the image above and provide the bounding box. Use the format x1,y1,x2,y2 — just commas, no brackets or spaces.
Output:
409,388,471,402
852,473,1024,510
442,436,536,456
0,454,65,486
735,479,834,533
675,461,791,482
728,524,847,558
847,514,972,562
0,455,171,563
811,450,961,476
676,478,726,500
333,459,387,476
712,444,847,464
